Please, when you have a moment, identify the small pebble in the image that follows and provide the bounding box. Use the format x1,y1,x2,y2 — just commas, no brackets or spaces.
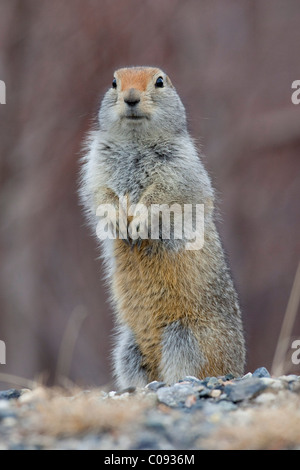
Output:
224,377,267,403
260,378,286,390
224,374,235,381
254,392,277,405
206,377,220,388
0,390,22,401
216,400,238,412
278,375,299,383
241,372,252,380
157,384,196,407
210,389,222,399
146,382,166,391
252,367,271,378
185,395,197,408
181,376,204,386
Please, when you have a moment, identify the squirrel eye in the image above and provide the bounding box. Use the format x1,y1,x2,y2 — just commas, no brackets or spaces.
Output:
112,78,117,89
155,77,164,88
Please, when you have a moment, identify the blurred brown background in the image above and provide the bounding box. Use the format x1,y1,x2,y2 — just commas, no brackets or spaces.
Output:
0,0,299,388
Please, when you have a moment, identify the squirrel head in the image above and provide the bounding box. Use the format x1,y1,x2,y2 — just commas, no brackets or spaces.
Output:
98,67,187,138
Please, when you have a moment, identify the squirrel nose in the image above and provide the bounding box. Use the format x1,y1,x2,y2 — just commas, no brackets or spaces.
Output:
124,89,141,107
125,98,140,107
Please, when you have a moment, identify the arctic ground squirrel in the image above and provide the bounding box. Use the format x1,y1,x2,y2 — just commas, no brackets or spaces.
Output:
80,66,245,388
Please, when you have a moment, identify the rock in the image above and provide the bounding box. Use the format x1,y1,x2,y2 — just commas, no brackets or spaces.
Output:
146,381,166,391
198,387,212,398
133,437,162,450
215,400,238,412
210,389,222,399
205,377,220,388
288,380,300,393
278,375,299,383
224,377,267,402
145,415,167,432
224,374,235,381
181,376,204,386
252,367,271,378
157,384,196,407
254,392,277,404
202,402,221,417
185,394,197,408
260,378,286,390
241,372,252,380
0,389,22,401
0,409,17,421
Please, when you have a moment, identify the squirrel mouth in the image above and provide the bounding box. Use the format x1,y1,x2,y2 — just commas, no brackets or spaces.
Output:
125,115,146,120
122,111,149,121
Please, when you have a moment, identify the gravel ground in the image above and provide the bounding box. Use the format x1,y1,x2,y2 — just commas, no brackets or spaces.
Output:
1,368,300,450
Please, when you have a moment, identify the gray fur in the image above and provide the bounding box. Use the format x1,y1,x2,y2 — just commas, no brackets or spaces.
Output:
79,67,246,386
160,321,206,384
79,67,214,247
79,130,215,279
113,325,148,389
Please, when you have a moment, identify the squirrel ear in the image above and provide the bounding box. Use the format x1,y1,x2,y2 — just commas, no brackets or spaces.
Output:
165,75,174,88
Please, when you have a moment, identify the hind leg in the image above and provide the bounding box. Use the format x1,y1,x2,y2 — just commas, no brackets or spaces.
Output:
159,321,205,384
113,325,148,389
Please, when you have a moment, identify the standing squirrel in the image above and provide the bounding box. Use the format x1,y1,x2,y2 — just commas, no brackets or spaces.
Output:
80,66,245,388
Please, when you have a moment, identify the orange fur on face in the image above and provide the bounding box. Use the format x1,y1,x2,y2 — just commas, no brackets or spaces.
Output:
115,67,161,92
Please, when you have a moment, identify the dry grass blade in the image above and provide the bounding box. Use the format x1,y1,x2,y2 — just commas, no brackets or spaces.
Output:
55,305,88,384
0,372,37,390
271,261,300,376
